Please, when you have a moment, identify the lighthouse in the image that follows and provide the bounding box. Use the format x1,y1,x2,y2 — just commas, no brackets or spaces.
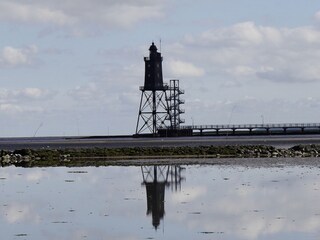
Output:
135,42,171,135
143,42,165,90
135,42,186,136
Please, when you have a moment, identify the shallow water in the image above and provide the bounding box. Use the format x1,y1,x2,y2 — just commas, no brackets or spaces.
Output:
1,163,320,240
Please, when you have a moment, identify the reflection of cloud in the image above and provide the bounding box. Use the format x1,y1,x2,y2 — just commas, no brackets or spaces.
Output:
0,166,148,239
26,170,48,181
171,186,206,203
2,165,320,239
169,167,320,240
4,203,40,224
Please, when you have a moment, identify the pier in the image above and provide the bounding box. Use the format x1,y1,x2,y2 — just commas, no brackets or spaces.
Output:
178,123,320,136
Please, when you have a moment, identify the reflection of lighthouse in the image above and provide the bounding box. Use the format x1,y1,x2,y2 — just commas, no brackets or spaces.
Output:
141,165,185,229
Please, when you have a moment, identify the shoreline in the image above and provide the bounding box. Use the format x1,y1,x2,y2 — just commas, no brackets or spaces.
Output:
1,144,320,167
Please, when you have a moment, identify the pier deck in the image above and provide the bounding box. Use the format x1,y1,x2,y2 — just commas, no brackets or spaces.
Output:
179,123,320,135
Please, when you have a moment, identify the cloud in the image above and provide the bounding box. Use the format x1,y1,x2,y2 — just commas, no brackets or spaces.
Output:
198,21,265,47
179,22,320,84
167,60,205,78
184,95,320,126
0,88,56,115
69,83,99,102
0,1,167,28
315,11,320,22
68,56,142,110
0,88,55,103
68,80,138,114
0,45,38,67
0,103,43,114
0,2,75,26
168,21,320,126
18,88,55,100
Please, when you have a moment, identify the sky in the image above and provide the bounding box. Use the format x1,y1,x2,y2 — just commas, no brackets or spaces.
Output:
1,0,320,137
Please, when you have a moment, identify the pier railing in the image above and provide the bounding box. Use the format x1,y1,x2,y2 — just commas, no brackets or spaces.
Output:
177,123,320,130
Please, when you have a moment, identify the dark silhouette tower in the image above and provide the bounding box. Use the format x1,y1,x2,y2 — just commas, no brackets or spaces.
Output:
144,167,166,229
144,42,164,91
136,42,171,135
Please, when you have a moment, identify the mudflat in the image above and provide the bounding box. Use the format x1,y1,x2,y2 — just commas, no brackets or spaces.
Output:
1,144,320,167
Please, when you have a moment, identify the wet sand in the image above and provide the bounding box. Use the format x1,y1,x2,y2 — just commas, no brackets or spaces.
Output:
106,156,320,167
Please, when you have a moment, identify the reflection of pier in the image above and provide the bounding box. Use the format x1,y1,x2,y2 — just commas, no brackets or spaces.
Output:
141,165,185,229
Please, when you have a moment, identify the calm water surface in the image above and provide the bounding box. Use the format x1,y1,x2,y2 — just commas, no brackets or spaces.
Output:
1,162,320,240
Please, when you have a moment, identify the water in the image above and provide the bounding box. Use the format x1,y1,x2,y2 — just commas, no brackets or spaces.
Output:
0,162,320,240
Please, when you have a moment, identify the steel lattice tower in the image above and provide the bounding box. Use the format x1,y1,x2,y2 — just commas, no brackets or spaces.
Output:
168,79,185,129
136,43,171,135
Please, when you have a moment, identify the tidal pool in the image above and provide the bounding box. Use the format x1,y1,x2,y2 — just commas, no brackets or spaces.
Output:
0,162,320,240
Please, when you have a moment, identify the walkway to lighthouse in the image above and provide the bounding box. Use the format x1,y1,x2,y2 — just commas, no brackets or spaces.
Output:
179,123,320,135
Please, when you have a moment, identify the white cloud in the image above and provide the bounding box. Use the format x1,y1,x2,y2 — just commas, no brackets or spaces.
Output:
0,88,55,115
180,22,320,84
184,95,320,126
199,22,264,47
0,0,167,28
0,45,38,67
0,103,43,114
0,2,75,26
26,170,48,181
68,80,139,115
2,47,28,65
17,88,55,100
314,10,320,22
68,57,142,110
0,88,55,102
171,186,207,203
166,167,320,240
167,60,205,78
69,83,99,102
4,203,40,224
0,103,21,113
225,65,256,77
